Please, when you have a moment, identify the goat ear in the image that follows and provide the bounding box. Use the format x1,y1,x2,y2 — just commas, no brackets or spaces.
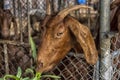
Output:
42,15,51,27
65,16,98,65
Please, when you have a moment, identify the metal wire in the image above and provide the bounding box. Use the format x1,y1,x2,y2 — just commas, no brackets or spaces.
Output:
0,0,120,80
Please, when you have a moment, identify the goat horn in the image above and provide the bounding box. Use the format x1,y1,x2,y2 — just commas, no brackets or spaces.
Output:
57,5,91,21
46,0,51,15
49,5,92,27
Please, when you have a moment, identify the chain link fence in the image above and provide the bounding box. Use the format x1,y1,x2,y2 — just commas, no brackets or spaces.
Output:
111,34,120,80
0,0,120,80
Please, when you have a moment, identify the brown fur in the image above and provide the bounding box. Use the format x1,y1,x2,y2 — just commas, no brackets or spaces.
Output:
110,0,120,10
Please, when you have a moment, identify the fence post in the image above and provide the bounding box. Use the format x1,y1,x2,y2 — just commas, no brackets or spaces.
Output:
99,0,112,80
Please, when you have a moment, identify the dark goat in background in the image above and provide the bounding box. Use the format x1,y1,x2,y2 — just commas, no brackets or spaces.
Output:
0,8,17,39
36,5,98,73
110,0,120,33
110,0,120,50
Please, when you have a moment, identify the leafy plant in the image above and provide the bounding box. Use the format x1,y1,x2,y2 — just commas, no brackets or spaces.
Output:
0,67,60,80
29,36,37,61
0,36,60,80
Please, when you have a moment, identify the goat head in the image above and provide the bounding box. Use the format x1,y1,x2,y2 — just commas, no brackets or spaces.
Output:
36,5,98,73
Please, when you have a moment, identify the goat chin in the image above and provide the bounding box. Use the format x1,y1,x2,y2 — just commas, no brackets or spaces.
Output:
36,63,56,73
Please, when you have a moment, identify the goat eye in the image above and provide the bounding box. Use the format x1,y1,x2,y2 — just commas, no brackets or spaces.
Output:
57,32,63,36
54,32,63,38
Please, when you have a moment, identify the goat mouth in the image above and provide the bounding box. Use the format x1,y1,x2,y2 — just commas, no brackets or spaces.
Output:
38,62,43,69
36,64,54,73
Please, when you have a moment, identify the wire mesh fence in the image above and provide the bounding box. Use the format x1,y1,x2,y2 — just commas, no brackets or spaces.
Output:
0,0,120,80
111,34,120,80
47,54,95,80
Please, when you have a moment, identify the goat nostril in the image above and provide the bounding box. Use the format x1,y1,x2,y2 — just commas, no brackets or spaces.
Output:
38,62,43,68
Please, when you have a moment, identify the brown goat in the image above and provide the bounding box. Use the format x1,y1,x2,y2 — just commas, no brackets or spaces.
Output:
36,5,98,73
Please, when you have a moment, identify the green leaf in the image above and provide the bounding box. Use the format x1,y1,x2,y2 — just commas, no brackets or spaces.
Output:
22,77,30,80
4,75,19,80
42,75,61,79
29,36,37,61
33,72,41,80
16,67,22,78
25,68,34,77
0,78,4,80
32,77,38,80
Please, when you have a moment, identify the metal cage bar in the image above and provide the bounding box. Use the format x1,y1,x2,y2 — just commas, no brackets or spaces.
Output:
99,0,112,80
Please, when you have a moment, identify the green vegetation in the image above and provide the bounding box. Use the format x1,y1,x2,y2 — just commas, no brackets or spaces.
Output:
0,36,60,80
0,67,60,80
